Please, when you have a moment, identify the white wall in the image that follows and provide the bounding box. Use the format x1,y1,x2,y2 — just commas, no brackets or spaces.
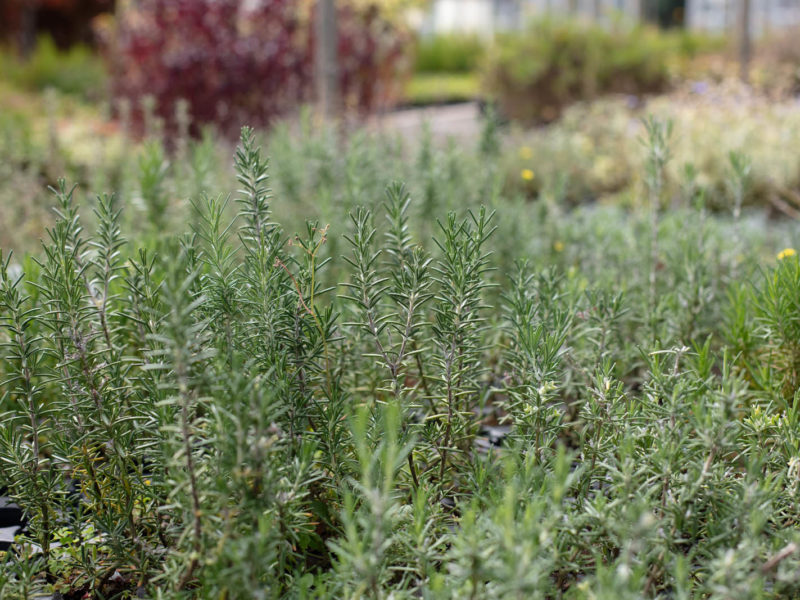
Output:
422,0,800,36
421,0,644,36
426,0,496,35
523,0,642,20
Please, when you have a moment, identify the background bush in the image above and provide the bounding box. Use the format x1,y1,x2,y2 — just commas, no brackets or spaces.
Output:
483,19,718,124
505,84,800,211
97,0,412,137
0,35,106,101
414,33,485,73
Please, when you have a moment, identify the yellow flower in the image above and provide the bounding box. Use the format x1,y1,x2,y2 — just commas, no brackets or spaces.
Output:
519,146,533,160
521,168,535,181
777,248,797,260
553,241,564,252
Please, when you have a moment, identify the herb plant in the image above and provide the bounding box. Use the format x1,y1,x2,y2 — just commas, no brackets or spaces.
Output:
1,122,800,599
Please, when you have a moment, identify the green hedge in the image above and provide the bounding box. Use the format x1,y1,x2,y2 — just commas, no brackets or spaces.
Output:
0,36,106,101
414,33,486,73
483,19,719,123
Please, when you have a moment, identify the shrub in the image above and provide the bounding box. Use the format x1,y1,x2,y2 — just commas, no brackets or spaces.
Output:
414,33,486,73
97,0,411,137
335,3,413,114
0,35,107,101
403,72,480,105
483,19,717,124
505,84,800,210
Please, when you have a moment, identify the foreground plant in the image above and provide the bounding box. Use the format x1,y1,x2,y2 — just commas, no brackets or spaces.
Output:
1,126,800,599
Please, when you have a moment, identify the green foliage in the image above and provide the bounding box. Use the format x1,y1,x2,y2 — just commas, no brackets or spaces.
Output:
137,140,171,231
484,19,718,123
730,251,800,403
0,36,107,101
0,119,800,599
414,33,486,74
403,72,480,105
503,88,800,210
404,32,486,104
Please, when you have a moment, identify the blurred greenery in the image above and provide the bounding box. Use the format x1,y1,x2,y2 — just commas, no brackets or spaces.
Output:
404,72,480,104
403,33,487,104
503,85,800,212
0,35,107,101
483,18,723,123
414,32,486,73
6,76,800,254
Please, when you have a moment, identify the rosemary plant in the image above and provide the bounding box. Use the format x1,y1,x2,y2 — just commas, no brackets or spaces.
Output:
0,122,799,599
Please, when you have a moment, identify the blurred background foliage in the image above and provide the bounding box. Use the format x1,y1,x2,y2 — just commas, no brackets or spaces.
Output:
3,1,800,253
94,0,413,137
483,19,723,123
0,34,106,101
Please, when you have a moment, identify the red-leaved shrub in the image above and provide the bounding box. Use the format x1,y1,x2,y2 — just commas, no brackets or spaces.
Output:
334,4,411,114
97,0,411,137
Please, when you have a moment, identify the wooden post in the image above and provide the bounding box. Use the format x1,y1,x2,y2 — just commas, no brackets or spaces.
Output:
316,0,340,118
739,0,751,83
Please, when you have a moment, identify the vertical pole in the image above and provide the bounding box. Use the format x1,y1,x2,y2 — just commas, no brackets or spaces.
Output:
18,0,37,58
568,0,578,15
723,0,728,30
316,0,340,118
739,0,751,83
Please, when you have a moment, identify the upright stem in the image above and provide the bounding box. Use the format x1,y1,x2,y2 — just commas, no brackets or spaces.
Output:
649,170,660,343
438,346,455,491
176,371,202,589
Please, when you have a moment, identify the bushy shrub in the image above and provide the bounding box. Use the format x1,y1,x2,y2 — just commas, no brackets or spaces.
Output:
0,35,107,100
414,33,486,73
335,3,413,114
97,0,411,137
505,84,800,210
403,72,480,105
483,19,717,124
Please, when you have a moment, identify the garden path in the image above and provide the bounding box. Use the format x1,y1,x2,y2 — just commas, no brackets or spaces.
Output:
368,101,482,141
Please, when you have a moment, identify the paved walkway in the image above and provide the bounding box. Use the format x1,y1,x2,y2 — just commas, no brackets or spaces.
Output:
367,102,483,141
